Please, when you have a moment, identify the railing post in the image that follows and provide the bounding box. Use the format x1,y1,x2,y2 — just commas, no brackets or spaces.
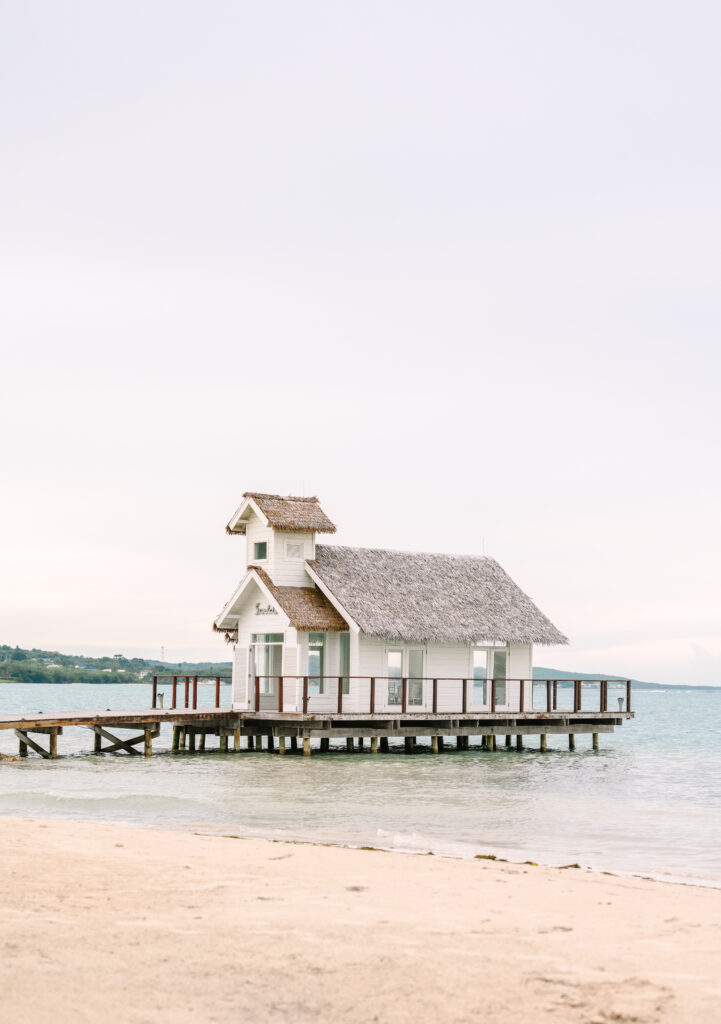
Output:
626,679,632,713
172,675,177,709
553,680,557,710
184,675,190,709
461,678,467,713
370,677,375,714
254,676,260,713
152,675,158,709
432,678,438,714
574,680,581,712
519,678,525,713
302,676,308,714
401,677,407,714
278,675,284,712
192,675,198,710
337,676,343,714
546,680,552,713
491,678,496,713
215,676,220,709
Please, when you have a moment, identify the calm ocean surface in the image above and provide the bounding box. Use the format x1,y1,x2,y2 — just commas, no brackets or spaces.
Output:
1,682,719,886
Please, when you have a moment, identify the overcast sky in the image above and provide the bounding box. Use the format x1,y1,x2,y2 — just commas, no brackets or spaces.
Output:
1,1,719,684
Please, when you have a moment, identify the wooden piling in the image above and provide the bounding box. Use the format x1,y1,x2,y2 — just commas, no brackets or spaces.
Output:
405,737,414,753
291,737,298,752
456,736,463,751
370,736,379,754
516,735,523,751
219,734,228,753
358,737,364,750
247,735,254,750
438,736,444,752
266,734,274,752
95,730,103,754
568,734,575,751
179,728,187,750
144,729,153,758
380,737,389,753
540,734,547,752
346,738,354,753
18,738,28,758
505,735,512,747
188,729,196,753
593,733,599,751
278,736,286,755
487,735,495,752
233,725,241,752
431,736,439,754
302,737,311,757
199,732,206,751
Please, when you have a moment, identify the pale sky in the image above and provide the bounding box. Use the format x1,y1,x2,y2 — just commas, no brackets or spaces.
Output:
1,1,719,684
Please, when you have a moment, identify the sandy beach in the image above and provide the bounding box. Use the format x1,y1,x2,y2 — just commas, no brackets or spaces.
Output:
0,819,719,1023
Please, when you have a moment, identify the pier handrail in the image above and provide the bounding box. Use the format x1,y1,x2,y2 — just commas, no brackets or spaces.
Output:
246,676,632,716
151,674,232,711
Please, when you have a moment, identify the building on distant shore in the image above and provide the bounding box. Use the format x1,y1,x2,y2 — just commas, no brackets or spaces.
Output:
213,493,567,713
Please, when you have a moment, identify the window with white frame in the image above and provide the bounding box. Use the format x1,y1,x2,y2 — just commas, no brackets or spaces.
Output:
253,541,268,561
251,633,283,693
472,645,508,705
285,540,304,560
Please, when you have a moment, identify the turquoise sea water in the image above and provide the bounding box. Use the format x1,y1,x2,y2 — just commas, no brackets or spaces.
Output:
1,683,719,886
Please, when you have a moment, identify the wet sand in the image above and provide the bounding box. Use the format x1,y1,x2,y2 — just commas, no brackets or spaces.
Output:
1,817,720,1023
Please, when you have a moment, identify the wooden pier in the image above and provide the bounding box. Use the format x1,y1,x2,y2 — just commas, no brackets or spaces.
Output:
0,676,633,760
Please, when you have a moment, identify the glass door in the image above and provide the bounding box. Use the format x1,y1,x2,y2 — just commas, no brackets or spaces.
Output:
408,649,424,705
472,649,488,705
387,650,402,705
308,633,325,694
492,648,507,705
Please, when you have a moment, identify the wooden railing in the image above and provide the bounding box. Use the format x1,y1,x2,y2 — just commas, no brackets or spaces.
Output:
248,676,632,715
151,675,232,710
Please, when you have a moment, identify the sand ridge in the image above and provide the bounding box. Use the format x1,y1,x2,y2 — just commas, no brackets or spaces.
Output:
1,818,720,1023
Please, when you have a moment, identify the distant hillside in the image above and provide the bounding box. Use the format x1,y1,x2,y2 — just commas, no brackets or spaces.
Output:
0,644,231,685
534,668,710,691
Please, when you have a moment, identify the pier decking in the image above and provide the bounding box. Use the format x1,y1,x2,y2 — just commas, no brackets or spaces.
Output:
0,676,633,759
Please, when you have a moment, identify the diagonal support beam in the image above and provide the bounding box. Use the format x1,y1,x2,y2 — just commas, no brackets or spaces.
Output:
88,725,149,756
15,730,53,759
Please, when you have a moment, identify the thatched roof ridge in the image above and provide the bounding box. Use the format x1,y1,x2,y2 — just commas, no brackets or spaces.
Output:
226,493,336,535
309,546,568,646
252,567,347,632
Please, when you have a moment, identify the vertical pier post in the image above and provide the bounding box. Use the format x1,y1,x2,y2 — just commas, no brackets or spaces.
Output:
487,735,495,752
278,736,286,755
438,735,444,752
346,738,354,753
358,737,365,750
431,736,439,754
266,734,274,752
568,734,575,750
247,735,254,750
199,732,206,751
370,736,379,754
144,729,153,758
219,733,229,753
188,729,196,753
302,737,311,757
291,736,298,752
593,733,599,751
49,731,58,759
540,734,547,752
233,725,241,752
553,680,558,710
516,735,523,750
505,734,512,747
152,675,158,709
95,730,103,754
380,737,389,753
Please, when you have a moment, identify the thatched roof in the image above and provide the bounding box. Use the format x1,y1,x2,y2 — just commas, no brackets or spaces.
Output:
226,493,336,535
252,567,347,632
309,546,568,646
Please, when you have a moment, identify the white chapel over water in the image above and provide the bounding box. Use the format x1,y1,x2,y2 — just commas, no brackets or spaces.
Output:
214,493,567,715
